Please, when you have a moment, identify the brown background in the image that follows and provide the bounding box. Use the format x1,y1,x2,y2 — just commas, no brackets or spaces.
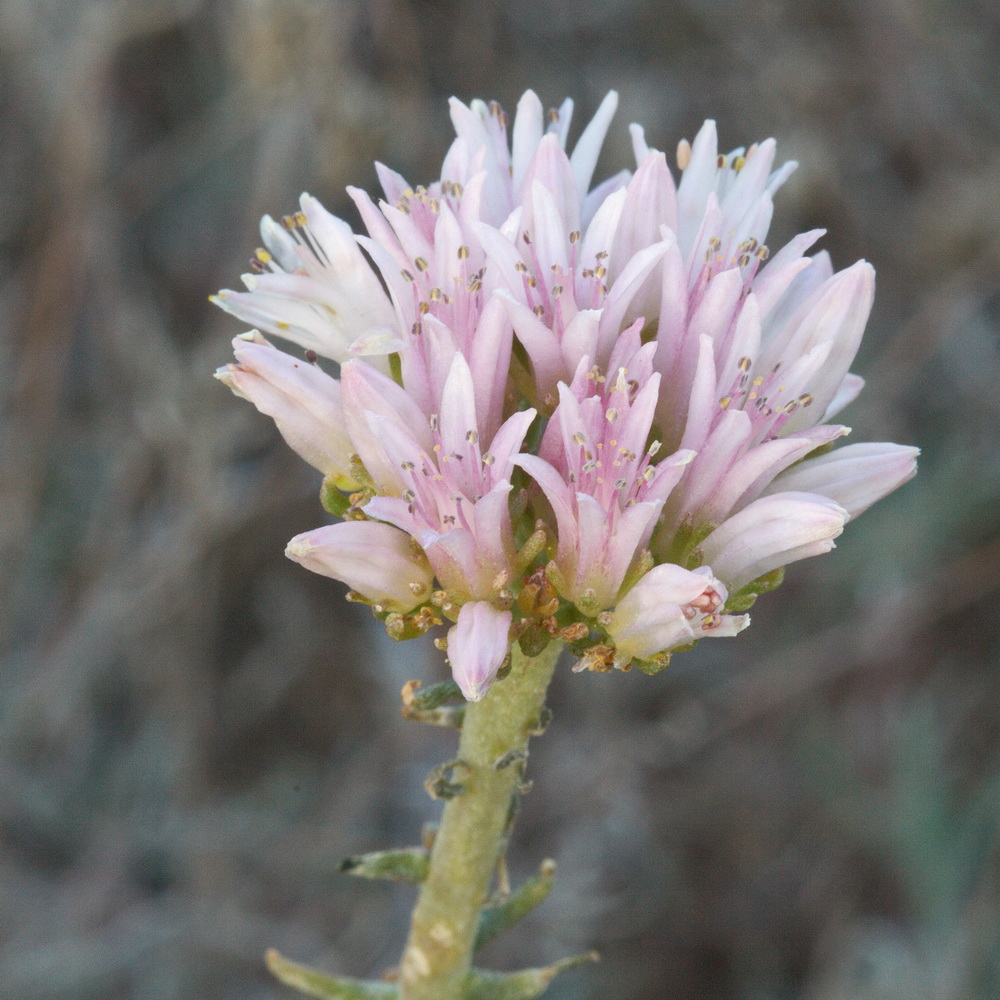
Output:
2,0,999,997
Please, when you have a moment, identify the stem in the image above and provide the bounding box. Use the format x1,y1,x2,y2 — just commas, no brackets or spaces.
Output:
397,640,563,1000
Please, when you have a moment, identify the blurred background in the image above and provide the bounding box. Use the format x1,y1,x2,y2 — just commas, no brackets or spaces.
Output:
1,0,998,997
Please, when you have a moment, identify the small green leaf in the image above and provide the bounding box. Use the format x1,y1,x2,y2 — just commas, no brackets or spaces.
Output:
464,951,598,999
475,859,557,950
339,847,430,884
265,949,396,1000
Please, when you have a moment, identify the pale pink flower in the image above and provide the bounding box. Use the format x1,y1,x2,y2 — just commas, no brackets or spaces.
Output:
447,602,513,701
344,354,536,602
215,331,359,489
212,194,397,365
285,521,434,613
604,564,749,667
697,492,848,591
516,333,693,614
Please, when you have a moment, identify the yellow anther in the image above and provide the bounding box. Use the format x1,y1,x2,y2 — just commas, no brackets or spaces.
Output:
676,138,692,170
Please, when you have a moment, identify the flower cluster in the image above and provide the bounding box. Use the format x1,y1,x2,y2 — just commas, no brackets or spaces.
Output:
215,91,917,700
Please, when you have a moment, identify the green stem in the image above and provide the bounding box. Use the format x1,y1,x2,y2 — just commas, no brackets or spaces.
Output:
397,641,563,1000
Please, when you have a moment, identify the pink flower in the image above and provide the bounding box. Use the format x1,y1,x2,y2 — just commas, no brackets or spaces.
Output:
605,564,749,667
212,194,397,364
344,354,536,602
285,521,434,613
516,331,693,614
215,332,359,489
447,602,513,701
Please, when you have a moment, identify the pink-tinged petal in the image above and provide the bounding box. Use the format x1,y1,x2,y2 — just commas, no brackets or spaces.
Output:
762,250,835,338
823,373,865,421
720,138,777,217
654,236,688,345
761,442,919,518
520,137,579,238
496,289,564,397
341,361,431,492
679,334,719,454
700,423,850,523
572,493,611,601
347,186,412,271
550,97,574,147
616,370,661,457
374,161,409,204
560,309,602,375
674,408,754,520
525,177,572,276
602,499,665,598
468,296,514,440
511,90,544,190
596,237,672,365
422,526,487,598
487,409,537,483
699,492,848,591
217,333,357,486
580,187,626,282
676,120,719,255
581,169,631,231
381,201,433,268
753,229,826,317
629,122,652,165
472,482,517,576
716,292,763,383
643,448,696,504
760,261,875,431
688,267,744,353
569,90,618,197
612,150,678,277
624,562,726,609
447,602,513,702
514,453,579,571
420,314,460,412
457,169,489,234
473,221,528,297
362,495,420,537
285,521,433,612
439,353,478,465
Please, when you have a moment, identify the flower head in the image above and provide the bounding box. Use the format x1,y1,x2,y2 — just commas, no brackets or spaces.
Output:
216,90,916,699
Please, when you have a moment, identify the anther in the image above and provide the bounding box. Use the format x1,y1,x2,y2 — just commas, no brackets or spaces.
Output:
676,138,692,170
415,257,429,272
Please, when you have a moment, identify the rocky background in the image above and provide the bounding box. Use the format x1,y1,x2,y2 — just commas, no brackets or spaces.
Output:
2,0,999,997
